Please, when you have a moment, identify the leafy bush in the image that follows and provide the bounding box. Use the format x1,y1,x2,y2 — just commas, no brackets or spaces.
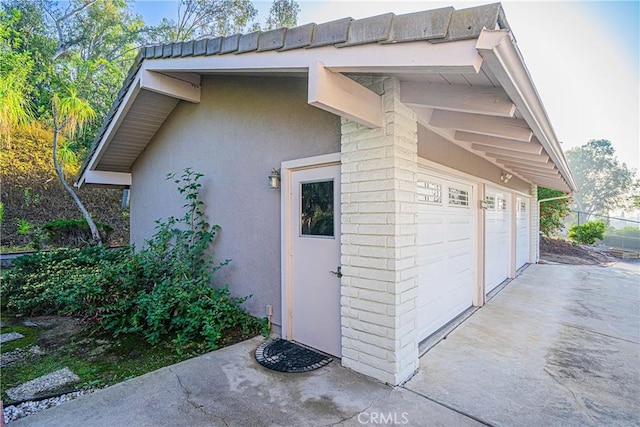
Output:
0,246,120,314
44,218,113,247
1,168,262,351
568,221,606,244
538,187,571,236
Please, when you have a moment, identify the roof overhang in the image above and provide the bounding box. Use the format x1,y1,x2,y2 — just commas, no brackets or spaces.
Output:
78,8,574,193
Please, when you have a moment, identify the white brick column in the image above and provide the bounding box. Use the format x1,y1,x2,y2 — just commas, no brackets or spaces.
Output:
340,77,419,385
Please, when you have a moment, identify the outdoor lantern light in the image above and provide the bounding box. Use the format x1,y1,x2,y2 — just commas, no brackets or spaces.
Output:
500,172,513,183
268,168,281,189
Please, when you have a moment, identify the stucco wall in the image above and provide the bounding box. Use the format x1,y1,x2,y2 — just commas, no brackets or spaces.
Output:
417,124,531,194
131,75,341,327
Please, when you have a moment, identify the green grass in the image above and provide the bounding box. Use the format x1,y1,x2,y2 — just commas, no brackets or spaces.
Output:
0,317,259,402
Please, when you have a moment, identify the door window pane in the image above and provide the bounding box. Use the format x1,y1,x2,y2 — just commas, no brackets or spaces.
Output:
301,180,334,237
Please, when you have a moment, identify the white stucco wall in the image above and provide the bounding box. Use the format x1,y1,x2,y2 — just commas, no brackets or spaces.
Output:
130,75,341,328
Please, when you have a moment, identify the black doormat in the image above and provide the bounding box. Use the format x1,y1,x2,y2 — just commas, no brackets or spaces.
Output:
255,339,332,373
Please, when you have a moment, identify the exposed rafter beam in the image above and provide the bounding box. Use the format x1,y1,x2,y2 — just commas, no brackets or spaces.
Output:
510,168,560,179
455,131,542,154
140,70,201,103
430,110,532,142
501,160,556,171
400,82,516,117
83,171,132,186
308,62,383,128
483,151,550,167
472,144,549,163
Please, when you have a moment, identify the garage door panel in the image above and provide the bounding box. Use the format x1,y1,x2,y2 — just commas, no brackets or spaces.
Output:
485,187,511,293
417,171,475,342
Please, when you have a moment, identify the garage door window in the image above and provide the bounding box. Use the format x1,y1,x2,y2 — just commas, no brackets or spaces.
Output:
417,181,442,204
449,187,470,207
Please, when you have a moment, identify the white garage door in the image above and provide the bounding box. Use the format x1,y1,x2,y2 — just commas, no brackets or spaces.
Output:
485,187,510,293
516,197,530,268
417,171,475,342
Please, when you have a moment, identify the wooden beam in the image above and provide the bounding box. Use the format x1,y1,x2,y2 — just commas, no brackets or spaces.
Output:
430,110,532,142
501,160,557,171
401,82,516,117
483,151,550,167
510,168,560,179
308,62,383,128
140,70,201,103
455,131,542,154
83,171,132,186
472,144,549,163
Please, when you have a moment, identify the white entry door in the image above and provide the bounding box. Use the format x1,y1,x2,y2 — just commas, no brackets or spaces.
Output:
485,187,511,293
516,197,530,268
417,171,475,342
290,164,341,357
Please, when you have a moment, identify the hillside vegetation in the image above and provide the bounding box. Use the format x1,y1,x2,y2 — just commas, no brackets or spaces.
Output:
1,124,128,249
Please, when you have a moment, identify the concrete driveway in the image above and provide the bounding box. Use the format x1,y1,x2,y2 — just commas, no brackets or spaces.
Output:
406,261,640,426
10,262,639,426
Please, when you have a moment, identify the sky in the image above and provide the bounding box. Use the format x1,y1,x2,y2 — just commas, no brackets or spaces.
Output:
134,0,640,171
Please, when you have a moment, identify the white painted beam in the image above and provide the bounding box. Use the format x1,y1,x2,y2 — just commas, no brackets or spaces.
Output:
511,169,560,179
484,152,550,167
500,160,556,171
430,110,532,142
308,62,383,128
83,171,132,186
455,131,542,154
473,144,549,163
140,70,201,103
401,82,516,117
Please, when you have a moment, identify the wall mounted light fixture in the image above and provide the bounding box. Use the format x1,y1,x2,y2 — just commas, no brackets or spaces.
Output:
268,168,281,189
500,172,513,183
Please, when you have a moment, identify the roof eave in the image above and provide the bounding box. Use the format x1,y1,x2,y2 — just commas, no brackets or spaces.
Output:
476,29,577,192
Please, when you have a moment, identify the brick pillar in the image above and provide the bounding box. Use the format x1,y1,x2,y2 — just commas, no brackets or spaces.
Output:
340,77,419,385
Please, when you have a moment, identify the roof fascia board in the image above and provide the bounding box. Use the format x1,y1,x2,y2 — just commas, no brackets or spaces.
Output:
143,39,483,74
308,62,383,128
78,74,142,187
83,171,132,186
476,29,576,191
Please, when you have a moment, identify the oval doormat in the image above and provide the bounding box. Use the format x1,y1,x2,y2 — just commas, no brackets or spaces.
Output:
255,339,332,373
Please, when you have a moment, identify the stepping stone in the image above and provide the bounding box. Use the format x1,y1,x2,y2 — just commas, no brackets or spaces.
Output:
0,332,25,343
6,368,80,401
22,320,39,327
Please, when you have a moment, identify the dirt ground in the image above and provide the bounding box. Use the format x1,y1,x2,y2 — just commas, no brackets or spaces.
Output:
539,237,620,265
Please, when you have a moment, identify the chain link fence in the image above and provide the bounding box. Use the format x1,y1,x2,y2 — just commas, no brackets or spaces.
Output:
561,211,640,251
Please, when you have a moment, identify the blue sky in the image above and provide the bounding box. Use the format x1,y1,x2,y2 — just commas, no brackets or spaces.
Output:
133,1,640,170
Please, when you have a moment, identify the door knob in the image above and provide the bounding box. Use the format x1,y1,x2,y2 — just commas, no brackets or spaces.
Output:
330,266,343,278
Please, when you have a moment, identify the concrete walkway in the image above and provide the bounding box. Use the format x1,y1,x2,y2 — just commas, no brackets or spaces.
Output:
10,262,639,426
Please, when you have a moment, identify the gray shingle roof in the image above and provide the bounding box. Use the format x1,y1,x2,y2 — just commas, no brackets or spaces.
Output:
78,3,508,181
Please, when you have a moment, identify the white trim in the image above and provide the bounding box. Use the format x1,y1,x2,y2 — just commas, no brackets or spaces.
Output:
83,171,132,186
280,152,341,341
78,75,142,187
476,29,575,191
144,39,483,75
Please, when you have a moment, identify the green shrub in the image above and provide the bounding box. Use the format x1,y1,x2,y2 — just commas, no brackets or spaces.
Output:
1,168,261,352
568,221,606,244
44,218,113,247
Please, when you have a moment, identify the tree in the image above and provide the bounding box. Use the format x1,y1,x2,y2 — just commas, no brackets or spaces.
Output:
566,139,639,218
51,87,102,244
150,0,258,43
265,0,300,30
538,187,571,236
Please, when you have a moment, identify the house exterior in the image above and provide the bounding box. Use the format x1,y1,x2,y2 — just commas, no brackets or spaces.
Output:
78,3,575,386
